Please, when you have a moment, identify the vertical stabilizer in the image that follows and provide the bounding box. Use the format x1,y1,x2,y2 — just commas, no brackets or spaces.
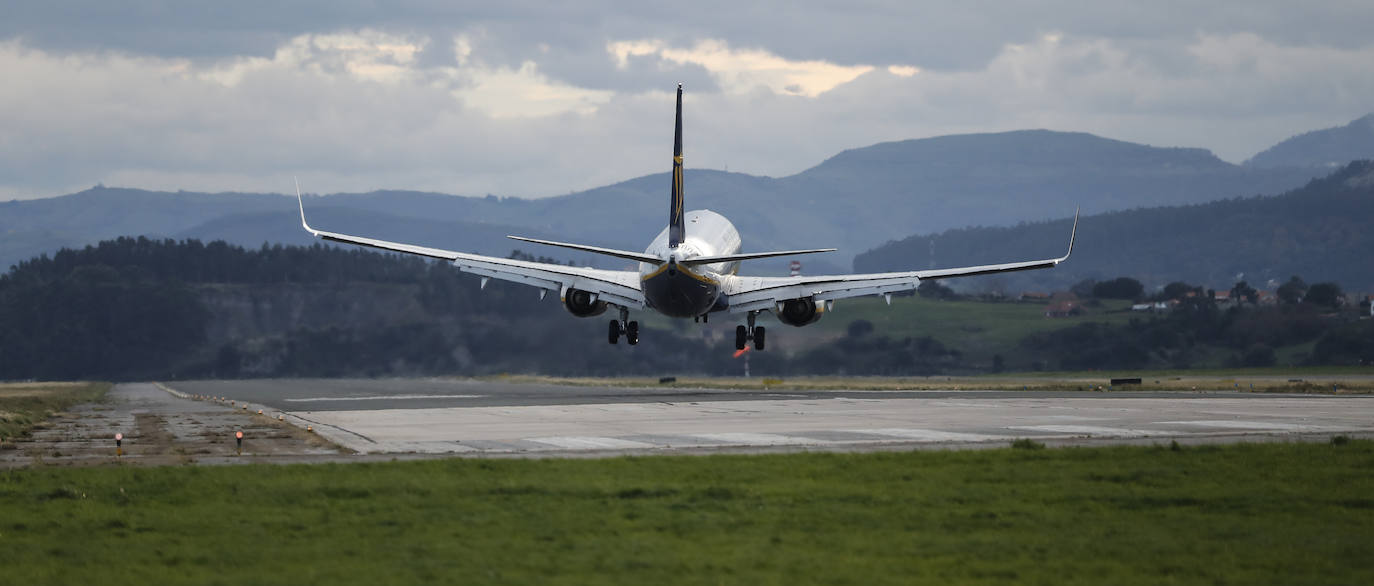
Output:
668,84,685,248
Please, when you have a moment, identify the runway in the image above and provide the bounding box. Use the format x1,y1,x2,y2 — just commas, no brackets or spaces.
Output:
165,378,1374,456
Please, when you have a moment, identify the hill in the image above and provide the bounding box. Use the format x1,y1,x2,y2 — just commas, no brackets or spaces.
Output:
1246,113,1374,169
854,161,1374,294
2,129,1322,272
779,130,1307,241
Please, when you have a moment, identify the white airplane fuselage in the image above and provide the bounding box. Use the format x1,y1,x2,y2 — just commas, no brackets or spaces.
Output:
637,209,741,317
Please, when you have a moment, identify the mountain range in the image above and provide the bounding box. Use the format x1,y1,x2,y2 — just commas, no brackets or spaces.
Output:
4,113,1373,276
1245,114,1374,169
856,160,1374,294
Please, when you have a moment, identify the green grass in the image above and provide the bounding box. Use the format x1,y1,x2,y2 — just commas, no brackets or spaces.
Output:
3,441,1372,584
642,295,1136,364
0,383,111,444
809,296,1135,350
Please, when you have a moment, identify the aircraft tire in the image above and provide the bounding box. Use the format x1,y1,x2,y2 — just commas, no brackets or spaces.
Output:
735,325,748,350
608,320,621,344
753,326,766,351
626,321,639,345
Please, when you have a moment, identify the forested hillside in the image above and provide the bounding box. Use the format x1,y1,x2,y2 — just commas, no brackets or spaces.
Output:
0,238,734,380
1246,113,1374,169
2,237,1368,381
855,161,1374,294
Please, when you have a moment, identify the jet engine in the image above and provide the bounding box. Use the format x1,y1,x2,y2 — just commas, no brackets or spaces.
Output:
776,298,824,327
562,288,608,317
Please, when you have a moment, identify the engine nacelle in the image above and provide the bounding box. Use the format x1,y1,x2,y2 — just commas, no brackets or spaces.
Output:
776,298,824,327
563,288,608,318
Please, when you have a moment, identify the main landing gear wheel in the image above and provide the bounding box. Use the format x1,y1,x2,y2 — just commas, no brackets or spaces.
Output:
609,318,640,345
736,311,766,351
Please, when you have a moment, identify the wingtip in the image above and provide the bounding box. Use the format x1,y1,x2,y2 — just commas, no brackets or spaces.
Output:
1063,207,1079,260
295,177,318,235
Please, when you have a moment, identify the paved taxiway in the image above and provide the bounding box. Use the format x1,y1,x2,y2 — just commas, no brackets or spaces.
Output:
169,379,1374,456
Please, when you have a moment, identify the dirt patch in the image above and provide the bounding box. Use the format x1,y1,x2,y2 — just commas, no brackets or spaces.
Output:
133,413,174,456
1,383,346,468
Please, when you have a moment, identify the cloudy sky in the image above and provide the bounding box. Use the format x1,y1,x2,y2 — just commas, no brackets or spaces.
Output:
3,1,1373,200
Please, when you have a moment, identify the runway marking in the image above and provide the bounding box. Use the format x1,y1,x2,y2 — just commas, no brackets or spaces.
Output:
390,441,480,454
1158,420,1340,432
1006,425,1164,438
283,394,485,403
848,428,1007,442
526,436,658,450
691,432,828,446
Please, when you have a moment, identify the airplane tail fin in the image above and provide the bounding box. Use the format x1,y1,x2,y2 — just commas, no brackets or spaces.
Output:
668,83,685,248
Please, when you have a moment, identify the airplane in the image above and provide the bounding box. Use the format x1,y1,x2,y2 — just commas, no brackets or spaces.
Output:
296,84,1077,350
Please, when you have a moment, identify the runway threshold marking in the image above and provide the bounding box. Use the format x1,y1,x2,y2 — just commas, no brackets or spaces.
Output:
850,428,1007,442
526,436,658,450
1006,425,1166,438
690,432,828,446
283,394,485,403
1159,420,1341,432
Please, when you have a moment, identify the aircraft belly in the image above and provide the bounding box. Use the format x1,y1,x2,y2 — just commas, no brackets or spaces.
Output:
641,268,720,318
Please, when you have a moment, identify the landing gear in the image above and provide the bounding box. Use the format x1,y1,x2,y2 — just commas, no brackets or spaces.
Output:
736,311,766,351
608,307,639,345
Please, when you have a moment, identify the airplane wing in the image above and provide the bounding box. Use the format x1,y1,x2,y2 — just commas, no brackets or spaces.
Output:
723,212,1077,314
295,184,645,309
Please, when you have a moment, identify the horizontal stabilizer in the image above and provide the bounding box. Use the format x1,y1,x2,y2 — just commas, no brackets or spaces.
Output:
507,235,663,265
680,248,836,266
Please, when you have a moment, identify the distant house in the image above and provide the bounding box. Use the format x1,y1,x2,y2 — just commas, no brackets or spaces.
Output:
1045,301,1082,318
1131,301,1174,312
1020,292,1050,302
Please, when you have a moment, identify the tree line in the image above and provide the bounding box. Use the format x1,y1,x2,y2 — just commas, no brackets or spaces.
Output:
1,237,1369,381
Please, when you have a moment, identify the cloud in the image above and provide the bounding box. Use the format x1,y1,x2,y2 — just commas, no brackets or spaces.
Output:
2,8,1374,202
608,39,880,97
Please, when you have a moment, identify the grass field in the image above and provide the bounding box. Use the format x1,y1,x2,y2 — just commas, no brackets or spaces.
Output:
0,382,110,445
804,296,1136,354
643,295,1140,364
2,441,1371,584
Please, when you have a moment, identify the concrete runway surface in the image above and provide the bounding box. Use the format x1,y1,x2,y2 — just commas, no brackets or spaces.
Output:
167,379,1374,456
